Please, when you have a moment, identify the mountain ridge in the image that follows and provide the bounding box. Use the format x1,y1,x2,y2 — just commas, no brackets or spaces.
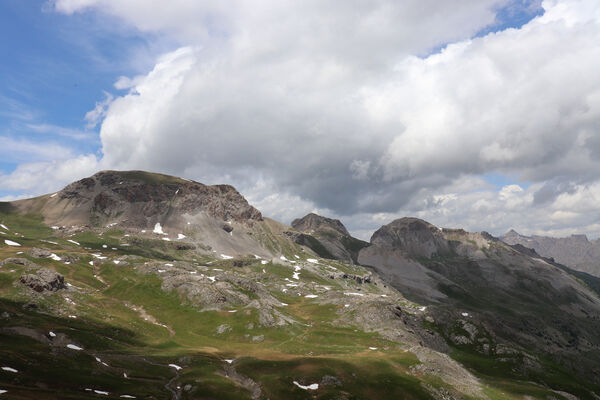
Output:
501,228,600,277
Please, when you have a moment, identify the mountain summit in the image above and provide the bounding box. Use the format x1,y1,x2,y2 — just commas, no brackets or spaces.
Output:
13,170,263,229
289,213,369,263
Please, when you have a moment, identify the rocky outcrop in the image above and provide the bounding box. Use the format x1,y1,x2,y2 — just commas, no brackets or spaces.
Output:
370,217,450,258
289,213,369,263
19,268,66,292
291,213,350,236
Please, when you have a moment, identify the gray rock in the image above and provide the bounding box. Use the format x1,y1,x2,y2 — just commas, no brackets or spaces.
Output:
251,335,264,342
29,248,53,258
216,324,231,334
320,375,342,386
1,257,37,267
19,268,66,292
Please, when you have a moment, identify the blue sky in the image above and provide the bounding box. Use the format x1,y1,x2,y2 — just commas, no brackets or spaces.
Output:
0,0,172,196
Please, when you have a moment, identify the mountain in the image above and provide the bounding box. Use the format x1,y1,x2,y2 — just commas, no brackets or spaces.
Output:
287,213,369,264
359,218,600,396
500,229,600,277
9,170,300,260
1,171,600,399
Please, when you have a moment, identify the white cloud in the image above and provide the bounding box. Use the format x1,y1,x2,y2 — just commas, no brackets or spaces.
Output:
8,0,593,240
0,154,99,194
25,123,95,140
84,92,114,129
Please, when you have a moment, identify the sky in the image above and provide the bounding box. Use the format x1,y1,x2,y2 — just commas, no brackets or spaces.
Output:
1,0,600,240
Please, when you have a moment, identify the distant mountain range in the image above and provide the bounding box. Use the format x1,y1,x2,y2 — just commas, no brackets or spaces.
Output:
501,229,600,277
1,170,600,399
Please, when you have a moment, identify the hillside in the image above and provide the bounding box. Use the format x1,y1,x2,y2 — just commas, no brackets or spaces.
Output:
1,171,599,399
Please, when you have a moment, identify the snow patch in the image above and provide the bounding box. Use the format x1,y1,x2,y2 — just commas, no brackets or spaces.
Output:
224,359,234,364
168,363,182,371
67,344,83,350
344,292,364,297
304,294,318,298
292,272,300,280
280,255,288,261
120,396,136,399
50,253,61,261
461,312,469,317
293,381,319,390
94,390,109,395
177,233,186,240
162,237,170,241
113,260,120,265
261,260,268,265
1,367,17,373
50,193,57,198
49,331,56,337
306,258,318,264
66,239,80,246
4,240,20,247
369,347,378,350
220,254,233,259
153,223,166,235
0,224,8,230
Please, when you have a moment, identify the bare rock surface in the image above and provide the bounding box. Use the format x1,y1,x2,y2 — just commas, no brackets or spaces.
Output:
19,268,66,292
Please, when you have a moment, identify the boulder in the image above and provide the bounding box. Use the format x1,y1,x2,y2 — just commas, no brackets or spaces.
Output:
19,268,66,292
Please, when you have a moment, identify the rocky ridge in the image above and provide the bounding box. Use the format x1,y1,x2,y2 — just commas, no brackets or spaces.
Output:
501,229,600,277
288,213,369,264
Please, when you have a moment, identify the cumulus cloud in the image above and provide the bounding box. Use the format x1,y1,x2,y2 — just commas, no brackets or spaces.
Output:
4,0,595,239
0,154,99,194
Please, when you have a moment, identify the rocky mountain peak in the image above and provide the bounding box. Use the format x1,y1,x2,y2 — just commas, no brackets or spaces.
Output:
22,170,263,228
369,217,450,258
291,213,350,236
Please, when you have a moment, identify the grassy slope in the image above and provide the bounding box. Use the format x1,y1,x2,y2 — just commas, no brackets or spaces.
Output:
0,210,587,399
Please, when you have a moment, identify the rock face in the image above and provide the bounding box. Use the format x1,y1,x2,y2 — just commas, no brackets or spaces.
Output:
19,268,66,293
291,213,350,236
370,217,450,258
501,229,600,277
14,170,262,230
359,217,600,385
56,171,262,228
289,213,369,263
